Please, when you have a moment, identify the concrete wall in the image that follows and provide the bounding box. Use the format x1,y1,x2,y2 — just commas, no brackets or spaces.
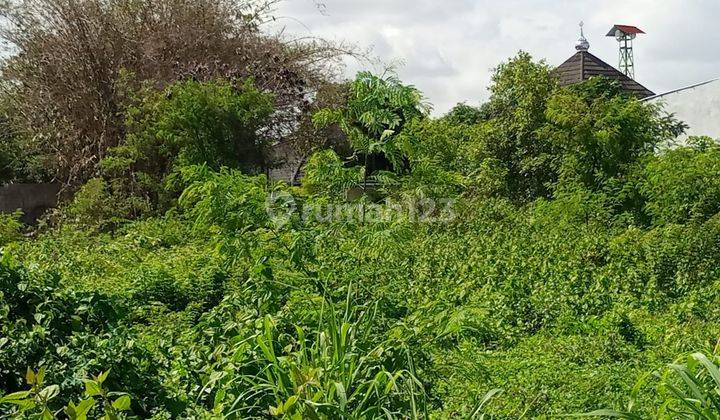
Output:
0,183,60,223
267,142,306,185
646,79,720,145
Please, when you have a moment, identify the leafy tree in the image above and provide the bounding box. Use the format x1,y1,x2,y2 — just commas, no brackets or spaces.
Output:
398,117,495,198
480,52,558,201
443,103,488,125
471,55,683,204
542,78,682,194
0,95,50,184
0,135,19,183
566,75,627,100
314,71,428,182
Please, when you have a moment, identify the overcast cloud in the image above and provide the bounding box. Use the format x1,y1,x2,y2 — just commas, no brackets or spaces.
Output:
269,0,720,114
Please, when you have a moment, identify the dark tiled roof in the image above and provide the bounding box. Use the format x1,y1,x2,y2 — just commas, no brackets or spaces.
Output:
554,51,655,99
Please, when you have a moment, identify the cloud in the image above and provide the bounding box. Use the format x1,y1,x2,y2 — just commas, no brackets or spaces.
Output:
269,0,719,114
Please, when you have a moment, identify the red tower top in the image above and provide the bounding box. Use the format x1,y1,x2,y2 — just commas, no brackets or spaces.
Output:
606,25,645,37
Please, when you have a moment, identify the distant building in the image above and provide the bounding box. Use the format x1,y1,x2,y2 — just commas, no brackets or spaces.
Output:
644,78,720,143
554,23,654,99
555,23,718,143
555,50,655,99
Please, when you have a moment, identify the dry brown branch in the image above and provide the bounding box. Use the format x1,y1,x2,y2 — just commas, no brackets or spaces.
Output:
0,0,355,184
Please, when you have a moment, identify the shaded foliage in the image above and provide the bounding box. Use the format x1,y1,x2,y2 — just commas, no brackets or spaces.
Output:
641,137,720,225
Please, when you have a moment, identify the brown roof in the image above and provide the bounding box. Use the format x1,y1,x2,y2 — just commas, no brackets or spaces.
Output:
554,51,655,99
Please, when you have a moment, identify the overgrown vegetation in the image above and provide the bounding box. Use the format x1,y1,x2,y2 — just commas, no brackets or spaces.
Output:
0,1,719,418
0,0,348,185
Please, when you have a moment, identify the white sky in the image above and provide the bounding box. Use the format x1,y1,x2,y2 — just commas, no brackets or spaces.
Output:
269,0,720,114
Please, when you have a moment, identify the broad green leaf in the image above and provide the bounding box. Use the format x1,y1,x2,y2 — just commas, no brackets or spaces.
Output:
112,395,131,411
38,384,60,400
334,382,347,409
40,407,53,420
1,390,31,401
97,370,110,384
692,353,720,389
83,380,103,397
25,368,35,385
65,398,95,420
283,395,299,412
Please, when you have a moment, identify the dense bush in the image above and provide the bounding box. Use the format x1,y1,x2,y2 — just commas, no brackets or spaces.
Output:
0,255,167,416
0,97,51,184
6,160,720,417
585,352,720,419
642,137,720,225
61,178,151,230
314,71,428,176
99,78,274,213
0,212,23,247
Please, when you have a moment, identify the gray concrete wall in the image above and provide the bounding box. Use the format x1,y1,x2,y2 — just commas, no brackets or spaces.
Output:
0,183,60,223
268,142,306,185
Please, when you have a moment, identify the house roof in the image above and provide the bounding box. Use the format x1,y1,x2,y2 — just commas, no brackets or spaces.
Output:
554,50,655,98
606,25,645,36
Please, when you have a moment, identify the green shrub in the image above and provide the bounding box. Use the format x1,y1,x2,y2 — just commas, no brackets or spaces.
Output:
102,78,274,211
0,98,51,184
0,257,167,416
4,53,720,420
584,352,720,419
642,137,720,225
62,178,150,230
178,164,273,232
130,266,189,311
0,212,23,246
0,368,132,419
301,149,363,197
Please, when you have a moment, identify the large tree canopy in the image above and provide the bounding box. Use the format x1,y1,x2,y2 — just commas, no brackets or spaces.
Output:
0,0,348,184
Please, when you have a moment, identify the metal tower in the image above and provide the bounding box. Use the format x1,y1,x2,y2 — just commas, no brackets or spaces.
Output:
606,25,645,79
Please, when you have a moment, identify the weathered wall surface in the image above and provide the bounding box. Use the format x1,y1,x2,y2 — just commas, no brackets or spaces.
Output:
0,183,60,223
646,79,720,145
268,142,305,185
